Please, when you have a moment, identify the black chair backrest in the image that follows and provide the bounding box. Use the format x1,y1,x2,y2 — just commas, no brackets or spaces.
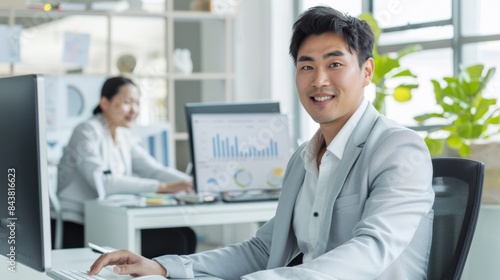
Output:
428,157,485,280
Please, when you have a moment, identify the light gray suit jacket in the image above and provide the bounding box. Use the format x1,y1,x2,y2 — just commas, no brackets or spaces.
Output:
157,104,434,280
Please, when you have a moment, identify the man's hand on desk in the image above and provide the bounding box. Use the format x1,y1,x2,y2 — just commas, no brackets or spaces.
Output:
89,250,167,277
157,180,194,194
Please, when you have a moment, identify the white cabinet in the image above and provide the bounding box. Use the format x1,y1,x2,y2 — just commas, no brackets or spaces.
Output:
0,0,235,169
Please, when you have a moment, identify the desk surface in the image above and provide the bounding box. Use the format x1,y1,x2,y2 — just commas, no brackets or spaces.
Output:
85,200,278,253
0,248,220,280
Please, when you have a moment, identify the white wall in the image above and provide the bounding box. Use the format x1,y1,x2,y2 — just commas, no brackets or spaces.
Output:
234,0,270,101
270,0,297,140
234,0,296,144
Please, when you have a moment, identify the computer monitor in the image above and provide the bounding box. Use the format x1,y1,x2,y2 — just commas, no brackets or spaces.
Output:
0,75,51,272
185,101,289,194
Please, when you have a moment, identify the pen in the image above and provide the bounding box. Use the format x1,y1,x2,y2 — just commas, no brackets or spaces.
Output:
88,242,113,254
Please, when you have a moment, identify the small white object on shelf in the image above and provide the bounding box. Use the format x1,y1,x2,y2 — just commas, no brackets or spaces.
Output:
173,48,193,74
210,0,239,15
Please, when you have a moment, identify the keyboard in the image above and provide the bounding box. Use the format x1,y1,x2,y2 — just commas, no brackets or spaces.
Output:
47,270,105,280
47,269,133,280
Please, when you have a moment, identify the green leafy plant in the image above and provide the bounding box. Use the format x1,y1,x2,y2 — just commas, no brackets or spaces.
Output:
414,64,500,157
359,13,421,113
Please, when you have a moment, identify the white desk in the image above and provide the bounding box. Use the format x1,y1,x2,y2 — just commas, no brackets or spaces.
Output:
85,200,278,253
0,248,95,280
0,248,220,279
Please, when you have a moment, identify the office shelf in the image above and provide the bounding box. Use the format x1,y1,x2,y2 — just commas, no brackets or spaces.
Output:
0,0,235,169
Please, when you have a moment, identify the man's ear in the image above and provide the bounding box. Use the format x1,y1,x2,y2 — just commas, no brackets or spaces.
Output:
99,96,110,112
362,58,374,87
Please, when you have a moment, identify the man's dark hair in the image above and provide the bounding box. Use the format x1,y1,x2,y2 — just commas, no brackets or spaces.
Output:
289,6,374,68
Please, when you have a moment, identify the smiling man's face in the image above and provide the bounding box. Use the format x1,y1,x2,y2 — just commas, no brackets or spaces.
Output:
295,32,373,128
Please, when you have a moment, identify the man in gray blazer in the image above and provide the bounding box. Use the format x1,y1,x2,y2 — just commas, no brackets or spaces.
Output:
90,6,434,280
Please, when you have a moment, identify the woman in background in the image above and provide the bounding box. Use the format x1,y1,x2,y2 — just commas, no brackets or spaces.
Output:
54,76,196,258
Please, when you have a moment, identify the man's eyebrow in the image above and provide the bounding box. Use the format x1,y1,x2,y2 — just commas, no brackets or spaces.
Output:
323,50,345,59
297,50,345,62
297,55,313,62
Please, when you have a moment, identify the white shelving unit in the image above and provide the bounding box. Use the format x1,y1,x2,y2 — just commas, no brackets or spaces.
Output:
0,0,235,169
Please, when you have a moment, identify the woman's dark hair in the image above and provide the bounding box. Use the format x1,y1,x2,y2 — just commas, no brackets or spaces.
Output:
289,6,374,68
93,76,137,115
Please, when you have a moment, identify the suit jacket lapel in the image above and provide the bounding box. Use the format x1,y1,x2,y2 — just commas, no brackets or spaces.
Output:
315,104,380,254
331,104,380,195
267,145,307,267
267,104,381,265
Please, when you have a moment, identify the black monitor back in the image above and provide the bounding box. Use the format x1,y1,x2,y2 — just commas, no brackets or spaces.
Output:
0,75,51,272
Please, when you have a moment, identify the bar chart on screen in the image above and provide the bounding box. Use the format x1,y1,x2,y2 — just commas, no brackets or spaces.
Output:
191,113,290,192
210,134,282,159
193,113,289,161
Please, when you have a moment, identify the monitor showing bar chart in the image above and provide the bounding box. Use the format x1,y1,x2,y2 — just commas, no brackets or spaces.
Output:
191,113,290,193
211,134,280,159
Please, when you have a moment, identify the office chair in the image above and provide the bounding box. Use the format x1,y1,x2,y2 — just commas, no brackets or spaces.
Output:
427,157,485,280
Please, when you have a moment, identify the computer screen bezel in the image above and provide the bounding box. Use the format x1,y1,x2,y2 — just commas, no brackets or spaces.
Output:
0,74,51,272
184,101,281,193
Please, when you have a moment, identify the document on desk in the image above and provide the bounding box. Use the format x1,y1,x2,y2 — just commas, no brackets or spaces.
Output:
101,194,179,208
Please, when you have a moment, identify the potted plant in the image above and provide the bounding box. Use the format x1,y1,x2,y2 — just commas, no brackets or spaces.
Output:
413,64,500,157
359,13,421,113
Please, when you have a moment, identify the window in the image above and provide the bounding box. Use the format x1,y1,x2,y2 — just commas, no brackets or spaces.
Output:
379,26,453,45
463,42,500,100
301,0,361,15
292,0,500,140
461,0,500,102
387,48,453,125
462,0,500,36
373,0,451,28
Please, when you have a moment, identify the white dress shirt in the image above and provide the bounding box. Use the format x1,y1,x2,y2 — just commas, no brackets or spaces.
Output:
293,98,368,262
